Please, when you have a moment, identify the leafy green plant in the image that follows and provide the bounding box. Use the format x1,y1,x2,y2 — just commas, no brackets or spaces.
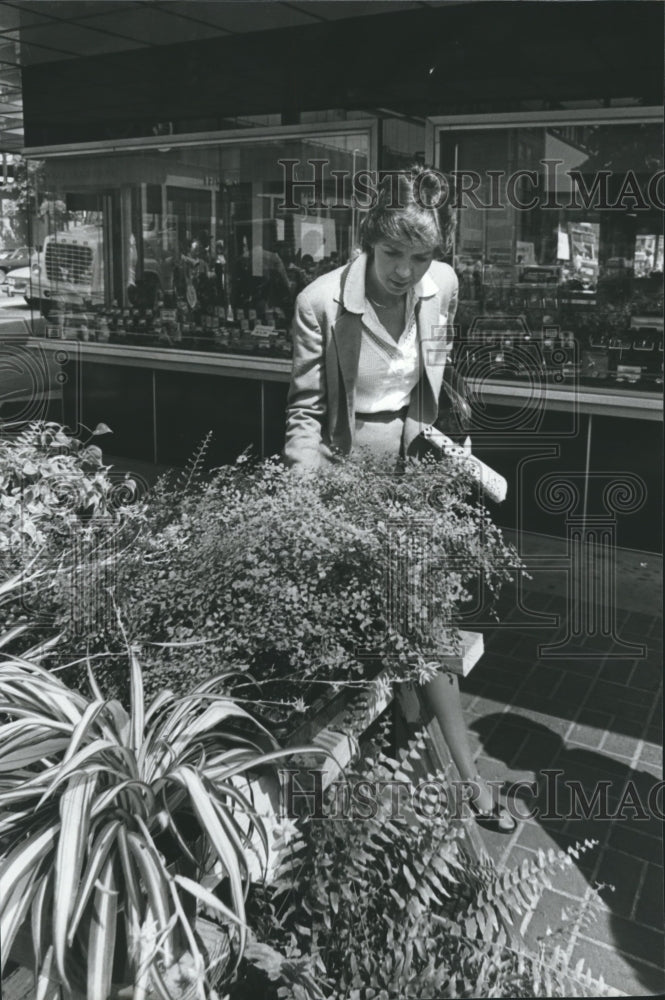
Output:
0,420,143,660
0,561,62,662
0,642,323,1000
236,738,611,999
58,453,521,724
0,420,126,561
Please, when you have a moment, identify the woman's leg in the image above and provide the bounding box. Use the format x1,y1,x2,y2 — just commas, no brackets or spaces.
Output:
420,671,498,815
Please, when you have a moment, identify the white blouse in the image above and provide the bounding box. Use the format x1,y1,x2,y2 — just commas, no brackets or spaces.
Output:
355,291,421,414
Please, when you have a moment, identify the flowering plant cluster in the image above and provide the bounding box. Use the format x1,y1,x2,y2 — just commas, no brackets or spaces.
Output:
59,452,521,725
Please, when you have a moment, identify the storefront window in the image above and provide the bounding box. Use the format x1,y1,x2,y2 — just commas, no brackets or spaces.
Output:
433,112,663,393
27,124,372,356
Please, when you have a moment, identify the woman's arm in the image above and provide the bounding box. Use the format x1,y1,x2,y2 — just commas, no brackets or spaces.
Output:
283,289,328,469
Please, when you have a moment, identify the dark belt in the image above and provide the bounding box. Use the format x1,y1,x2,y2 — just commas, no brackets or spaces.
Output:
355,406,408,423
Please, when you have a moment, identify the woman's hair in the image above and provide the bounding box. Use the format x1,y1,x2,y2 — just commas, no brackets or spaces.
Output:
359,165,456,256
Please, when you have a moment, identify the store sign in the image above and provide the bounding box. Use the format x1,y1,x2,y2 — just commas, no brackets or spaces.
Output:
165,174,218,190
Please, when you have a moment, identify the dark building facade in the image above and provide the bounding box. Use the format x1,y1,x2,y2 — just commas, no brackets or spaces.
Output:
16,0,664,551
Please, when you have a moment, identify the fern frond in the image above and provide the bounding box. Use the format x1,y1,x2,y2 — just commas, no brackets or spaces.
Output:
451,838,600,946
174,430,214,495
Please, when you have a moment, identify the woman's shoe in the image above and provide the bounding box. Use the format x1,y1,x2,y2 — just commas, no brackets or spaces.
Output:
468,799,516,834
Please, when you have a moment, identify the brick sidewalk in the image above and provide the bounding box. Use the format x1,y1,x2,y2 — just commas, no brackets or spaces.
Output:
459,570,664,995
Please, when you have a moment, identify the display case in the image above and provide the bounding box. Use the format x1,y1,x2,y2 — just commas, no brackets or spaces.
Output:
427,108,663,397
24,121,376,358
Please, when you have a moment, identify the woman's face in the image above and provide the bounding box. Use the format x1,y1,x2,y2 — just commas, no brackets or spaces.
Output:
370,240,434,298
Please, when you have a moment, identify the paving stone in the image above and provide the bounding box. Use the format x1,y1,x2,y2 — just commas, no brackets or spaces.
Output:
546,670,595,704
552,659,604,678
502,601,557,624
555,637,619,658
634,863,665,930
501,843,537,873
610,636,651,658
570,705,614,729
599,660,639,686
468,717,533,768
477,650,532,681
473,754,515,781
506,843,586,903
503,788,540,825
642,649,664,670
510,707,572,738
552,856,598,900
615,625,658,645
640,759,664,781
601,732,641,761
639,743,664,769
563,816,612,852
579,908,665,968
601,775,663,832
591,848,645,918
484,630,523,656
593,697,655,724
493,765,537,787
458,690,480,713
556,754,632,793
624,612,661,636
476,679,524,705
605,648,648,663
602,749,643,770
472,817,521,856
593,680,655,708
553,823,604,852
518,589,558,611
495,622,546,644
645,612,663,632
463,694,510,717
508,735,566,778
517,818,569,853
459,672,486,694
544,791,615,835
568,721,610,749
523,887,580,945
629,662,663,692
515,664,565,698
609,825,664,865
513,836,596,902
469,569,663,990
512,634,551,655
571,937,665,995
646,724,663,745
618,717,657,739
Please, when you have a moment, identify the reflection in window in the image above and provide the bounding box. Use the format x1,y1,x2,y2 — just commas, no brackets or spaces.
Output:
29,129,371,356
438,120,663,391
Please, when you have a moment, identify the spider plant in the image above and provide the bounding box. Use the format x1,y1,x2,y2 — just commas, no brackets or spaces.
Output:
0,560,62,661
0,649,318,1000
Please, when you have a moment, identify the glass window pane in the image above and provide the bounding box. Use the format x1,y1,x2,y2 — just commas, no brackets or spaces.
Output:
31,127,371,355
437,119,663,393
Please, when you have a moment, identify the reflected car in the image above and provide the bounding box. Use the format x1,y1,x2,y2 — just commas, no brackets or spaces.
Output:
0,246,33,277
3,258,49,311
